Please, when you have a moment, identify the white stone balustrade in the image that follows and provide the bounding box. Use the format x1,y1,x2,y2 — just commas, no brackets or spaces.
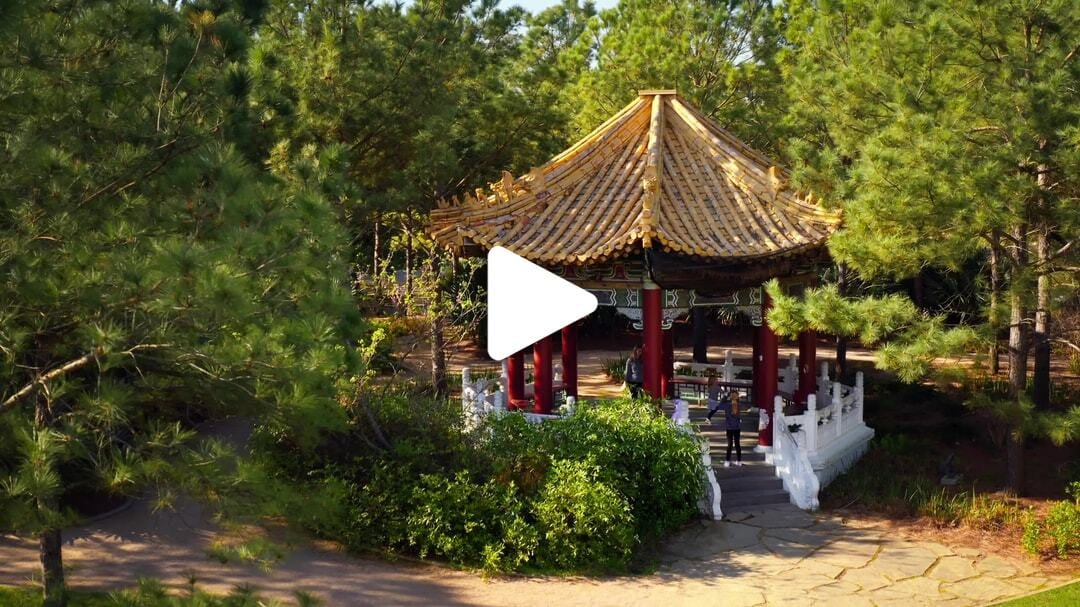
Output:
768,368,873,510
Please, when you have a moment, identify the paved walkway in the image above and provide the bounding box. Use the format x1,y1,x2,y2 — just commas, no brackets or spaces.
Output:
1,498,1073,606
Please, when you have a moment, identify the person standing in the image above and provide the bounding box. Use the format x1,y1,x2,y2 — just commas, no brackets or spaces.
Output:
705,374,723,420
722,392,743,466
625,346,644,399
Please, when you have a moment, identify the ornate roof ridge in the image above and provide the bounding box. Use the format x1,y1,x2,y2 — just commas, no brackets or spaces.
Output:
429,91,840,265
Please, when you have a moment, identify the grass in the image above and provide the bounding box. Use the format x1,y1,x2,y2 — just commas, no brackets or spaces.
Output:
206,535,287,572
0,580,321,606
995,580,1080,606
602,355,626,382
0,586,111,606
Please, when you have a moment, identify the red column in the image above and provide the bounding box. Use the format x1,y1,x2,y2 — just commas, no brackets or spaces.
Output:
507,350,525,410
561,324,578,399
795,330,817,411
661,330,674,398
533,336,553,413
752,324,762,407
643,284,663,398
759,294,779,448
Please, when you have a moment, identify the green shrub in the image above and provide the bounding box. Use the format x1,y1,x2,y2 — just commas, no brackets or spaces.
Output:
259,394,702,573
533,460,635,571
542,399,702,542
1025,482,1080,560
405,471,537,572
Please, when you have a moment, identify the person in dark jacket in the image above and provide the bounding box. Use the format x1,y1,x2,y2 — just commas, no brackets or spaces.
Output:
710,390,744,467
624,346,644,398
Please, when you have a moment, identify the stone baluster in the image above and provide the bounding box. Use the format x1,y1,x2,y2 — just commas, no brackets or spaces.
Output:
818,361,831,404
805,394,818,453
832,380,842,412
773,395,783,449
501,359,509,393
493,390,506,414
835,387,844,438
855,372,865,425
462,367,472,409
565,395,576,416
723,350,734,383
461,367,474,424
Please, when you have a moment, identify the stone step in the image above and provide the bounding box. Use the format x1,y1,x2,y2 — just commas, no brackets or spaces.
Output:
712,462,777,477
721,488,791,509
706,449,765,462
717,475,784,493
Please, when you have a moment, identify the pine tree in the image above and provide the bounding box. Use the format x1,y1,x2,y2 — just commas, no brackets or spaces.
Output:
561,0,786,152
779,0,1080,493
0,2,359,604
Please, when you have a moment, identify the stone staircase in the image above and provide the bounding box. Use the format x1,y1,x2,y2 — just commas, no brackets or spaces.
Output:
684,405,791,511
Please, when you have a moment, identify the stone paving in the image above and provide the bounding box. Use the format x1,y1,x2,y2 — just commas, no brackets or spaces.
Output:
656,503,1075,606
2,499,1073,605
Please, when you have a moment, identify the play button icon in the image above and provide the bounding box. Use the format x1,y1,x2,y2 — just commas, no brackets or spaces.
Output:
487,247,598,361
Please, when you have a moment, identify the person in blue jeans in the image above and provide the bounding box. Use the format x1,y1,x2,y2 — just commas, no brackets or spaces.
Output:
708,389,743,467
624,346,644,398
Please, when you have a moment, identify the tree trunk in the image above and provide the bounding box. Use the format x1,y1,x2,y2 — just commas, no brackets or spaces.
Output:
404,221,413,315
1033,227,1051,409
372,213,381,276
911,271,925,308
989,238,1002,375
34,394,66,607
692,307,708,363
430,314,448,400
1005,224,1029,495
835,263,850,379
39,528,64,607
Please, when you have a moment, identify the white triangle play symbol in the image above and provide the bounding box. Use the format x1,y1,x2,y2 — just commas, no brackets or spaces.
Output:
487,246,598,361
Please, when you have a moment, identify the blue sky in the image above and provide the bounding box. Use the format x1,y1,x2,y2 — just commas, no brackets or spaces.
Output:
508,0,618,14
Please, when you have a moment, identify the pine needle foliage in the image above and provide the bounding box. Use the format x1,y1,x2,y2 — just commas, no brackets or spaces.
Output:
0,2,359,601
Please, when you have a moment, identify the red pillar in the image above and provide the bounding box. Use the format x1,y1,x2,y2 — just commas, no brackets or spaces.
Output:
752,324,762,407
507,350,525,410
661,330,674,398
759,294,779,448
561,324,578,398
643,284,663,398
533,336,553,413
795,330,817,411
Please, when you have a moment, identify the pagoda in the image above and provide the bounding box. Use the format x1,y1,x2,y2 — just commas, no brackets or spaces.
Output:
429,90,840,448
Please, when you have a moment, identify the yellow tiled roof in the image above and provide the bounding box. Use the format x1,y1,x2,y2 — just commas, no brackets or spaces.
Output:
429,91,840,265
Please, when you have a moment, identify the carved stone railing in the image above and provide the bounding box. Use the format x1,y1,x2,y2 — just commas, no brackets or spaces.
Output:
771,394,821,510
671,399,723,520
674,350,799,403
769,370,874,509
796,372,865,455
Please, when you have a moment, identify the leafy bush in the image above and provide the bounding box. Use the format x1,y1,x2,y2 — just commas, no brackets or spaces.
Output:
1024,482,1080,559
260,394,702,573
533,460,635,570
536,399,702,542
406,471,537,572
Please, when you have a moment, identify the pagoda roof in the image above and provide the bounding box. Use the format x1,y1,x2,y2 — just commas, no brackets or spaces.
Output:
429,91,840,266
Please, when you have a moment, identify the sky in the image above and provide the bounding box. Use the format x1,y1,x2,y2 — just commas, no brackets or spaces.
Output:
508,0,618,14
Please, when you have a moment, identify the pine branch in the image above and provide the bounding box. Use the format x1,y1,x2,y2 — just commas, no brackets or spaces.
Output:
0,349,101,414
0,344,171,415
